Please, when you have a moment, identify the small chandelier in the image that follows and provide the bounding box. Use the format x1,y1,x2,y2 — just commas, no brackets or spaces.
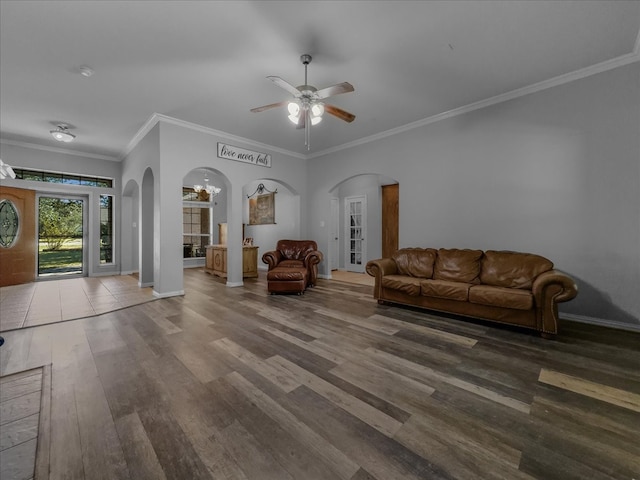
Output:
50,124,76,142
194,174,221,198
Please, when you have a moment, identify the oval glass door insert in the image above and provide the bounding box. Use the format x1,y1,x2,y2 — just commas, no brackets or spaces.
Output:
0,199,19,248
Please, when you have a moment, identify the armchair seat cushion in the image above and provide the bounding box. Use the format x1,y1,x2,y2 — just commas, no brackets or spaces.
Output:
469,284,533,310
278,259,305,269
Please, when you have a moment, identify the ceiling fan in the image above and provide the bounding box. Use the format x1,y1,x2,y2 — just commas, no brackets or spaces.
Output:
250,54,355,150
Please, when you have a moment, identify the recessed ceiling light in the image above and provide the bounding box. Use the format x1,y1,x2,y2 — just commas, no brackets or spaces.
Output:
79,65,94,77
50,124,76,142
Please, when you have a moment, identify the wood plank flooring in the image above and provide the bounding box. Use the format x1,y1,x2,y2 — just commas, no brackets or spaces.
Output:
0,365,50,480
0,268,638,479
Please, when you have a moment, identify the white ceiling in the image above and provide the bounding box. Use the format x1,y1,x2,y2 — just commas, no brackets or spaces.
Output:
1,0,638,160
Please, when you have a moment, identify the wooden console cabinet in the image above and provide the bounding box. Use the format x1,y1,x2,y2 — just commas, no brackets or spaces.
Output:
205,245,258,278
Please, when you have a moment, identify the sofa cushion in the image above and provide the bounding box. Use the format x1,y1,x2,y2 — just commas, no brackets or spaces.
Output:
433,249,483,284
381,275,422,296
392,248,437,278
480,250,553,289
421,279,471,301
469,285,533,310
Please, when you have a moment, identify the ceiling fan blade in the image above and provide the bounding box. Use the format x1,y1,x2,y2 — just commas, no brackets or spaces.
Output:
267,76,301,97
315,82,354,100
250,100,288,113
325,104,356,123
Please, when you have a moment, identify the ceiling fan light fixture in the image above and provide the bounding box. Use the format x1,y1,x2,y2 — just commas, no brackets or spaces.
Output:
310,115,322,126
50,124,76,142
287,101,300,123
287,102,300,116
311,103,324,117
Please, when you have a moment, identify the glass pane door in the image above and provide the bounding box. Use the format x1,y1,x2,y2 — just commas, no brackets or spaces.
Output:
38,196,85,277
345,196,366,273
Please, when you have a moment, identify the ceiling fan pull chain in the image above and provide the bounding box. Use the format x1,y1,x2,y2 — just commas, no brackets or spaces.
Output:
306,108,311,150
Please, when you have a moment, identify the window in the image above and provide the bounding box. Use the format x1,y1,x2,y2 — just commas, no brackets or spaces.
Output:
100,195,114,264
13,168,113,188
182,187,211,258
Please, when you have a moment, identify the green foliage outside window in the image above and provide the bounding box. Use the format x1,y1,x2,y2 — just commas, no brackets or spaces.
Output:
38,197,83,251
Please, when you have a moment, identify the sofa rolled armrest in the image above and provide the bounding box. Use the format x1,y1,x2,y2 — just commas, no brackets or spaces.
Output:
366,258,398,299
532,270,578,335
262,250,283,270
304,250,324,286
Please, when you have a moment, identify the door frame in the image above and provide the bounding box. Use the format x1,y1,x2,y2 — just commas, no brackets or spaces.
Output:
36,193,89,279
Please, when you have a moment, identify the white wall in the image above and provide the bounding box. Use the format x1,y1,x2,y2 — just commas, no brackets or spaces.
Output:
307,63,640,328
122,124,160,289
122,120,306,293
243,179,300,268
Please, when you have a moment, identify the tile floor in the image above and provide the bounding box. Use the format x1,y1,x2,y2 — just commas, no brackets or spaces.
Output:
0,275,154,332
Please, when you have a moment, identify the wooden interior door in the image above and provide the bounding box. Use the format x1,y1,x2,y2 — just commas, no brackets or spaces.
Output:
329,197,339,270
0,186,36,287
381,183,399,258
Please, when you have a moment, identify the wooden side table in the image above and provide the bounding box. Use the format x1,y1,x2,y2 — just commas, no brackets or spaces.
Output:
205,245,258,278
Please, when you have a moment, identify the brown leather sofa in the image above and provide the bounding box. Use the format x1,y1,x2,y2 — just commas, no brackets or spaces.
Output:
262,240,323,294
366,248,577,336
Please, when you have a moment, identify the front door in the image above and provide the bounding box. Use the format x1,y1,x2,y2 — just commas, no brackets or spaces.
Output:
345,195,366,273
37,195,87,277
0,186,36,286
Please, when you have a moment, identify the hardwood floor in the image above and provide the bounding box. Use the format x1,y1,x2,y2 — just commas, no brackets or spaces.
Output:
0,268,638,479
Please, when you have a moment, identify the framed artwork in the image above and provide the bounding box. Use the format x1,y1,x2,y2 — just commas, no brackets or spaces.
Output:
243,237,254,246
249,192,275,225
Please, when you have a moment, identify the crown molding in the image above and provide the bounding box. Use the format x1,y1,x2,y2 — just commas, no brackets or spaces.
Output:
308,49,640,159
121,113,307,161
0,138,119,162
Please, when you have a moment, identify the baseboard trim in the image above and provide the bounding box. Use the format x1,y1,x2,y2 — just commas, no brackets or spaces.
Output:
226,281,244,287
153,289,185,299
139,281,153,288
561,313,640,333
89,271,120,278
120,270,136,276
318,273,332,280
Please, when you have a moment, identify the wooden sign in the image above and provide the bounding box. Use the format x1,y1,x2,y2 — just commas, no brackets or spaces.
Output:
217,143,271,168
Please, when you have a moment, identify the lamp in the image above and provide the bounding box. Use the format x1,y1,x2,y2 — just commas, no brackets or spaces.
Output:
0,159,16,179
50,124,76,142
194,174,221,198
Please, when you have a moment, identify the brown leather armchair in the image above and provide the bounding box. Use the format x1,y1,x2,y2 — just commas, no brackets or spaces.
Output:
262,240,323,293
